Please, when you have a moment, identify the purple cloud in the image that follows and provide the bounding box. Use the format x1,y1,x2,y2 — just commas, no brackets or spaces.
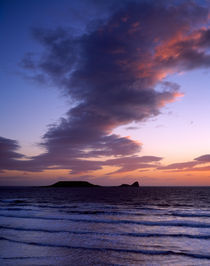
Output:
104,156,162,174
159,154,210,172
1,1,210,176
194,154,210,163
0,137,24,171
158,161,198,170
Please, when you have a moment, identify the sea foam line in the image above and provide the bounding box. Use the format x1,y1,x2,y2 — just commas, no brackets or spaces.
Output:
1,207,210,219
171,212,210,218
0,214,210,228
1,225,210,239
0,236,210,260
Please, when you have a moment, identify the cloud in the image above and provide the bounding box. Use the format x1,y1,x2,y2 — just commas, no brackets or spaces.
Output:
0,137,24,171
159,154,210,172
2,1,210,176
104,155,162,174
158,161,198,170
126,126,139,130
194,154,210,163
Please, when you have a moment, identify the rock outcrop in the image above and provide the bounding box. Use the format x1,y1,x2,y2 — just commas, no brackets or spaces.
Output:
119,181,139,187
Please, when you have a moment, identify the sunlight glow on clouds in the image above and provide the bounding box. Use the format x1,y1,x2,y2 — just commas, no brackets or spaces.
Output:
1,0,210,185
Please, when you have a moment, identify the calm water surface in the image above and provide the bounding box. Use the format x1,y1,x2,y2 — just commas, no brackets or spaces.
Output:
0,186,210,265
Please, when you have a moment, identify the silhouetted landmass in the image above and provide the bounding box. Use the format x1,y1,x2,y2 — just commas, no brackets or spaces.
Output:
49,181,139,187
50,181,100,187
119,181,139,187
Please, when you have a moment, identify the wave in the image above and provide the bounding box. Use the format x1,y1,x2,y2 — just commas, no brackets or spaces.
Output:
0,256,53,260
0,199,27,204
60,210,145,216
171,212,210,218
36,204,76,209
59,210,210,219
1,206,210,220
1,225,210,240
0,213,210,228
0,236,210,260
0,207,34,212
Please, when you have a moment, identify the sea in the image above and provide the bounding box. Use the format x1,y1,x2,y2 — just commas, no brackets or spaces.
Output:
0,186,210,265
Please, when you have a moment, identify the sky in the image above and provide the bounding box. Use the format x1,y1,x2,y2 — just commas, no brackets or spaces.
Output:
1,0,210,186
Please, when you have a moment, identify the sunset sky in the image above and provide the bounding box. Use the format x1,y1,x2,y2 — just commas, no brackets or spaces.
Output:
1,0,210,186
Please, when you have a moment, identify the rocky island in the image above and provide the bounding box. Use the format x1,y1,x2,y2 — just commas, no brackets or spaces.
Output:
50,181,100,187
49,181,139,187
119,181,139,187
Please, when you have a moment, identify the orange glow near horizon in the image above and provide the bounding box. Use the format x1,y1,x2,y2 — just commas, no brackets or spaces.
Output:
1,161,210,186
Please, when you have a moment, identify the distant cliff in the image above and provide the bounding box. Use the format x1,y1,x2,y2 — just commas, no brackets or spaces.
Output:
49,181,139,188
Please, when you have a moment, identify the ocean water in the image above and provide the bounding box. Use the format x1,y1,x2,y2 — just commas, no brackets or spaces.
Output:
0,186,210,265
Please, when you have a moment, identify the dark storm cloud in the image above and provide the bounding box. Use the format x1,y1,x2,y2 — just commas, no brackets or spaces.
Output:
3,0,210,174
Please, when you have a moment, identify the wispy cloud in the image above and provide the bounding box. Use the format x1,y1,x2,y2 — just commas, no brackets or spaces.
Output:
159,154,210,172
